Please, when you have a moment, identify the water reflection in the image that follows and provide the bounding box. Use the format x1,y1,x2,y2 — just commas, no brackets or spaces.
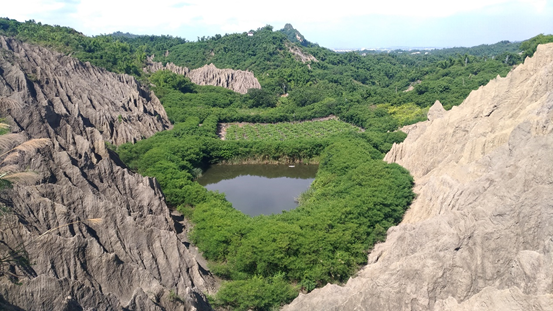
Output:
197,164,318,217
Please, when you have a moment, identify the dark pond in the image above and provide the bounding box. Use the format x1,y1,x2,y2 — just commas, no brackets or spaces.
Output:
197,164,318,217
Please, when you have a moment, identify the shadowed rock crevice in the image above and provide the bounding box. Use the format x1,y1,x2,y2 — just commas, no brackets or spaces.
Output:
0,37,215,310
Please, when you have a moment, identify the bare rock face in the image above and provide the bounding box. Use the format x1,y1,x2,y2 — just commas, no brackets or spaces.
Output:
145,56,261,94
283,43,553,310
0,37,215,310
286,43,318,63
188,63,261,94
426,100,446,121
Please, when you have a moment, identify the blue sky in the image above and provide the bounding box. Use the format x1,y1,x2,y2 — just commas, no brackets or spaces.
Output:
3,0,553,49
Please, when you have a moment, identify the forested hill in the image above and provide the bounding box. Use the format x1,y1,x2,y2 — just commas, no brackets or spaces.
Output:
3,17,552,114
358,40,522,59
279,23,314,47
145,25,526,109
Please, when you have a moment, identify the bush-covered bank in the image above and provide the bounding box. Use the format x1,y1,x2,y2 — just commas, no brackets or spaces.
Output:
189,137,414,310
118,125,412,310
115,68,414,310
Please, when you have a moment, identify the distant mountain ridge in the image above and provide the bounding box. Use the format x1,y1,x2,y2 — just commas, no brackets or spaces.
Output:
354,40,522,58
0,17,529,109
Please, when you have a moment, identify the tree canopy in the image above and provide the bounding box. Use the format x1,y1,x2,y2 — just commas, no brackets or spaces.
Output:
2,17,550,310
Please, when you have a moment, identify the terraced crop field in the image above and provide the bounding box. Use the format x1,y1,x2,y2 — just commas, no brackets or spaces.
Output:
222,119,362,141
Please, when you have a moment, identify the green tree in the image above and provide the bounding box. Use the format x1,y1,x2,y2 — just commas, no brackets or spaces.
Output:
520,34,553,58
150,70,195,93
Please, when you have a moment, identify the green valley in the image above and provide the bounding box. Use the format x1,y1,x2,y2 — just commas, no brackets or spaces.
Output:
3,17,552,310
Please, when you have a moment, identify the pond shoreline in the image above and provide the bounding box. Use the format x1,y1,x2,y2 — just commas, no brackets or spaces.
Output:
197,164,319,217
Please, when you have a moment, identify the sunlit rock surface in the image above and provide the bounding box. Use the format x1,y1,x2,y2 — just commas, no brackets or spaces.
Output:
145,56,261,94
284,43,553,311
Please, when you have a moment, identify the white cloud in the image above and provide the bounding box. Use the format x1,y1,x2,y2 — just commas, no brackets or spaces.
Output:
2,0,65,21
518,0,548,12
2,0,551,44
2,0,532,26
66,0,529,35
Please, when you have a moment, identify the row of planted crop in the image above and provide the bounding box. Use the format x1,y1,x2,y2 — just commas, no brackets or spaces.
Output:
224,119,361,141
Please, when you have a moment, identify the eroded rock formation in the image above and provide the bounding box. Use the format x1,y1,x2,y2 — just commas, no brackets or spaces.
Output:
145,56,261,94
284,43,553,310
286,43,318,64
0,37,215,310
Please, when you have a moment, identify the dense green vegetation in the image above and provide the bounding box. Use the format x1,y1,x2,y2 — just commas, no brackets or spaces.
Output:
366,40,522,58
157,26,521,109
3,17,546,113
279,23,314,47
3,17,552,310
118,124,411,311
117,70,411,310
192,137,413,309
223,119,361,141
519,34,553,57
0,18,185,76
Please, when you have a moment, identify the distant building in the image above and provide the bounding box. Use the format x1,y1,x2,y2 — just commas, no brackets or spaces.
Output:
247,31,254,37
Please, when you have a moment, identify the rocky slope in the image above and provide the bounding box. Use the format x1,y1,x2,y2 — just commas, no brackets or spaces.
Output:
0,37,216,310
285,43,318,64
283,43,553,310
145,57,261,94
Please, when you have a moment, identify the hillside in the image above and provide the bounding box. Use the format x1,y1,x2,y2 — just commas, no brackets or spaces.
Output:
144,59,261,94
0,18,524,111
279,23,314,47
1,17,552,310
0,36,215,310
283,43,553,311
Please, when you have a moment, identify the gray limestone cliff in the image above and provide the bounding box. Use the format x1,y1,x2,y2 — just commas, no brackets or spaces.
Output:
145,57,261,94
0,37,216,310
283,43,553,311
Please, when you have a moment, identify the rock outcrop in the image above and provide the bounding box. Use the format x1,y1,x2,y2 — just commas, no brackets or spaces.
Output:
0,37,215,310
145,57,261,94
426,100,446,121
286,43,318,64
187,63,261,94
283,43,553,310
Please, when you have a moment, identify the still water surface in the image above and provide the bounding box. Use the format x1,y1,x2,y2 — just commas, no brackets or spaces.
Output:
197,164,318,217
